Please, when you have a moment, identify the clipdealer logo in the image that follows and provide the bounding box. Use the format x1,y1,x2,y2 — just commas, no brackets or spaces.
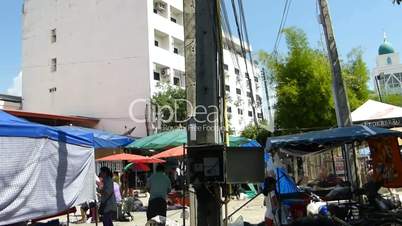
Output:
128,98,220,125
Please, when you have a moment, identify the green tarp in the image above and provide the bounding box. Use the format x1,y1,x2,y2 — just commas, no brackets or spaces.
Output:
126,129,260,150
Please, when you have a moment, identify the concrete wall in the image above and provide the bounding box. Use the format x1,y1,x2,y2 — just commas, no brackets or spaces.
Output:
22,0,151,136
22,0,268,137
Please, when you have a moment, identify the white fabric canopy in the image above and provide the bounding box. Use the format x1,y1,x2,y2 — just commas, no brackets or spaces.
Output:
351,99,402,122
0,137,95,225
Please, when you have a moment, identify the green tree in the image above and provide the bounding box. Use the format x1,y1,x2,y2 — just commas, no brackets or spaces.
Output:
241,120,272,147
342,48,370,111
260,27,336,132
370,92,402,107
258,27,369,134
151,84,187,129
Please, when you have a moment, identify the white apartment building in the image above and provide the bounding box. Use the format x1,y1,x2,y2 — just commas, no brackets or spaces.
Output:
372,35,402,96
22,0,266,137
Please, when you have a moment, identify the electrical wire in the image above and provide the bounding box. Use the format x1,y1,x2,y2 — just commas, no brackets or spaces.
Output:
273,0,293,55
230,0,258,125
221,0,252,117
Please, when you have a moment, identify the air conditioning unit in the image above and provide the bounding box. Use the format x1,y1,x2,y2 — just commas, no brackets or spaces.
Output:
155,2,166,11
161,68,170,76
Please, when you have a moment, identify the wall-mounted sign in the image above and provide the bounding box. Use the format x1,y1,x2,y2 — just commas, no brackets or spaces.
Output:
354,117,402,128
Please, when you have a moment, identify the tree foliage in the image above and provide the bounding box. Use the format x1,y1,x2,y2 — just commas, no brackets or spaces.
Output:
258,27,369,134
261,27,335,132
369,92,402,107
151,84,187,129
241,120,272,147
342,48,370,110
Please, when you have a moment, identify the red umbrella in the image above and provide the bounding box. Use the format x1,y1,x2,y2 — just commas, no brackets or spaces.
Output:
97,153,152,162
128,156,165,164
132,163,150,172
152,146,187,159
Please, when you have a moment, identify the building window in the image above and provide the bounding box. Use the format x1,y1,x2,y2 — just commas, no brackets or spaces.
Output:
154,40,159,47
51,58,57,72
224,64,228,71
257,112,263,118
235,68,240,75
248,111,253,117
227,107,232,113
174,48,179,54
49,87,57,93
225,85,230,91
256,95,262,105
236,88,241,95
245,72,249,79
254,76,259,83
387,57,392,65
51,29,57,43
237,108,243,115
174,77,180,86
246,92,251,97
171,17,177,23
154,9,158,14
154,72,161,81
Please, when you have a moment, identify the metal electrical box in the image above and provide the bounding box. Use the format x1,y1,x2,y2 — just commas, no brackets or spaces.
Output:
225,147,265,184
187,145,265,184
188,145,225,183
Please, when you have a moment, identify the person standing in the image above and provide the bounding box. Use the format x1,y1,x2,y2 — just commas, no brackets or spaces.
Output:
263,176,278,226
146,164,172,220
99,167,117,226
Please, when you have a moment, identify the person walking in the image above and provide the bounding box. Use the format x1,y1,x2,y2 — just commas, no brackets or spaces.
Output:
146,164,172,221
99,167,117,226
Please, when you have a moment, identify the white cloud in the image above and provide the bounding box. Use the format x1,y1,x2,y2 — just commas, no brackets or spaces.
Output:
7,71,22,96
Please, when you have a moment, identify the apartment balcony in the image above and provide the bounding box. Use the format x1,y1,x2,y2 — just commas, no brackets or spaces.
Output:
152,46,185,72
151,10,183,41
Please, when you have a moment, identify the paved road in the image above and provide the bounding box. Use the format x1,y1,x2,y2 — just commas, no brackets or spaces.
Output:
52,195,265,226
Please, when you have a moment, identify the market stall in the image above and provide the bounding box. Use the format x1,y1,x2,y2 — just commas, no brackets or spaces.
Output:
0,110,96,225
265,125,402,225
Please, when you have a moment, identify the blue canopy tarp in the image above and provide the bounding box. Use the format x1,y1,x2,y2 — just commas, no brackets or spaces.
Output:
266,125,402,156
0,110,93,147
57,126,134,149
276,167,300,195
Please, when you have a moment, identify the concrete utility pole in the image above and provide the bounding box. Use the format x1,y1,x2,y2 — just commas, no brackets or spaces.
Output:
184,0,223,225
184,1,198,225
184,0,196,122
318,0,357,189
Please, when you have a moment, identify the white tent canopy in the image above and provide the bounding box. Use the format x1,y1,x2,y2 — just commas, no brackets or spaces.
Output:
352,99,402,122
0,111,96,225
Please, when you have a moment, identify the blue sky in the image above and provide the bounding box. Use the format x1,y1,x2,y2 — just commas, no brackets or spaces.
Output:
0,0,401,94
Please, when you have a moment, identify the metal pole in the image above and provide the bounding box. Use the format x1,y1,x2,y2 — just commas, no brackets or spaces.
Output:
331,150,336,175
262,68,273,125
182,143,186,226
375,75,383,102
318,0,356,191
95,200,99,226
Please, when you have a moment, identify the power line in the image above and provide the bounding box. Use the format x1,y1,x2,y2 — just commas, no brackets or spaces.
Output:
230,0,258,125
273,0,293,55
